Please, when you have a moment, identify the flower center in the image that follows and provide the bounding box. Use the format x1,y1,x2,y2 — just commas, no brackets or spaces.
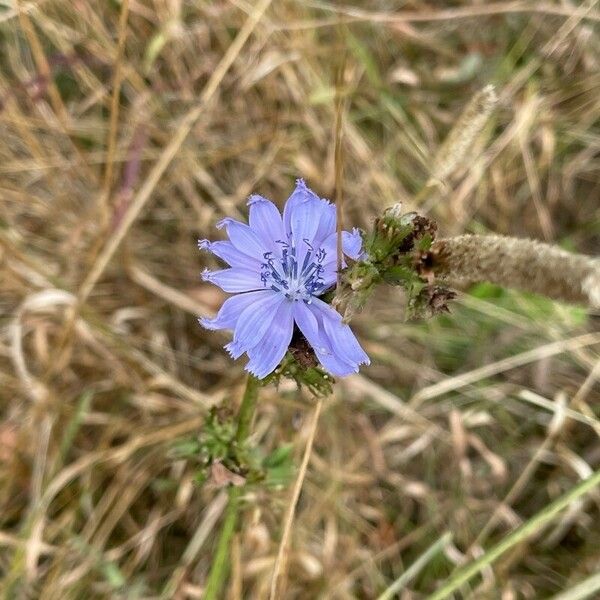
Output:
260,239,327,302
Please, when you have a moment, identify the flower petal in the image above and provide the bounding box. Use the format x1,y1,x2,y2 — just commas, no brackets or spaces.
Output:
343,228,364,260
314,298,370,367
248,195,284,251
283,180,331,266
198,239,260,269
199,290,273,330
225,292,285,359
216,217,269,261
245,300,294,378
313,203,337,246
202,268,263,293
293,301,357,377
282,179,320,237
317,263,339,291
321,228,364,261
317,229,364,288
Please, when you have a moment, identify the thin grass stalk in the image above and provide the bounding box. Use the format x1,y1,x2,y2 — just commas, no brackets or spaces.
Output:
426,468,600,600
548,572,600,600
100,0,130,229
202,374,260,600
377,532,452,600
269,397,324,600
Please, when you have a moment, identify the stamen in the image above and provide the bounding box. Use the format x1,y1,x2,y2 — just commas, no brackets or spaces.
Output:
259,238,328,302
300,249,313,274
291,254,298,279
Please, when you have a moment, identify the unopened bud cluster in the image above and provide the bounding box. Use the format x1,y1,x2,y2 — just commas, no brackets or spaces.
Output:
335,204,455,321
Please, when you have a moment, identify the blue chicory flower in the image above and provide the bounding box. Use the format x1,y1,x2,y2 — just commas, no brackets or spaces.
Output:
198,179,370,379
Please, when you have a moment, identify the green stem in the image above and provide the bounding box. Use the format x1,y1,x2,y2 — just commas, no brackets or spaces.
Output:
202,486,242,600
203,374,260,600
235,374,260,446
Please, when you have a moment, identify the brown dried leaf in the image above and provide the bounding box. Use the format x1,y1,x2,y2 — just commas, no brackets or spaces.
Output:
210,461,246,488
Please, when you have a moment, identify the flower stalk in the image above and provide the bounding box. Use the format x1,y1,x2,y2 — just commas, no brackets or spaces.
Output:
234,374,260,448
203,374,260,600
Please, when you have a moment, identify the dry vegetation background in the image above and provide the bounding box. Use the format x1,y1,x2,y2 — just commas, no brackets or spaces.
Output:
1,1,600,598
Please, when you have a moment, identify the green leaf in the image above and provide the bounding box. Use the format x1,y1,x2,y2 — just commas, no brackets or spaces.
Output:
263,444,293,468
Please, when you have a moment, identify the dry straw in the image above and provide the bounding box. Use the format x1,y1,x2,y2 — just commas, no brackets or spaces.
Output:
428,84,498,187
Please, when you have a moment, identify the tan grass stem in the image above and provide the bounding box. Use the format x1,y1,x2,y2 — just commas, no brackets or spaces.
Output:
99,0,130,229
78,0,273,306
269,397,324,600
428,85,498,187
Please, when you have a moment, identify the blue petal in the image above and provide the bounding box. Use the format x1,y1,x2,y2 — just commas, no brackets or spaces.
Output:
282,179,320,237
293,301,357,377
313,298,370,367
317,264,340,290
225,292,285,359
248,195,284,252
245,300,294,378
199,290,273,330
198,239,260,270
313,202,337,246
321,228,364,261
343,228,364,260
202,268,262,293
216,217,269,261
317,229,365,288
283,180,331,264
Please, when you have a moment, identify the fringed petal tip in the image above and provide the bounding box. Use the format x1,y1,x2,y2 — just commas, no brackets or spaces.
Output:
200,268,212,282
215,217,236,230
247,194,271,207
291,179,314,202
198,316,219,330
198,239,210,251
344,228,365,260
327,354,368,377
294,177,330,205
329,360,366,378
244,362,269,380
224,340,245,360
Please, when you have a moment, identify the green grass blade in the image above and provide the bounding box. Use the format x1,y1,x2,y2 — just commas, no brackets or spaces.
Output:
377,532,452,600
549,572,600,600
426,469,600,600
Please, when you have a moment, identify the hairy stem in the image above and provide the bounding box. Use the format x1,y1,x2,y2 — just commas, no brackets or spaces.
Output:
202,486,242,600
203,374,260,600
430,235,600,308
234,374,260,447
